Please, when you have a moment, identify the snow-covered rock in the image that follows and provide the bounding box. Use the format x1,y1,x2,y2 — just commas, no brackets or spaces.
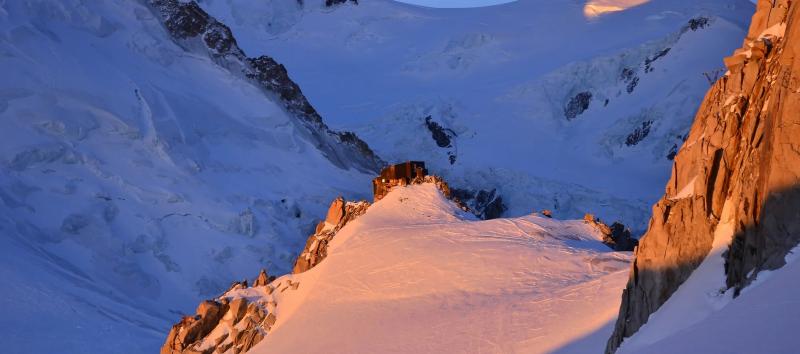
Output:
161,272,284,354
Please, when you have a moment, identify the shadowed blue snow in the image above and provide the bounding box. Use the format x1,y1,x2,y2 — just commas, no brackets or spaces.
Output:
393,0,517,8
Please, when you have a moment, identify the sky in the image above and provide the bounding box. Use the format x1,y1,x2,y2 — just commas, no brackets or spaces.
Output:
392,0,518,8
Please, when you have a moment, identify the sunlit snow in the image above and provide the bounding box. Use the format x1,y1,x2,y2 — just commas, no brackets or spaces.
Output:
249,184,632,353
393,0,518,8
583,0,651,19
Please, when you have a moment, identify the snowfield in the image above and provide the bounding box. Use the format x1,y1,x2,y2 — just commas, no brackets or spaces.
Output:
231,183,632,353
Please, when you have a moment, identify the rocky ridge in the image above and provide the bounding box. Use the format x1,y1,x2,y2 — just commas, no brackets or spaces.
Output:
292,197,370,273
606,1,800,352
147,0,383,173
294,172,465,274
161,165,468,354
583,214,639,252
161,269,288,354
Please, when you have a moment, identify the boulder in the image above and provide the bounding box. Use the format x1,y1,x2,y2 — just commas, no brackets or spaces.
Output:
161,300,227,354
228,298,248,323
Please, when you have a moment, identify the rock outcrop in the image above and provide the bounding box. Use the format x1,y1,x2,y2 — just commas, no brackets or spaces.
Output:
252,269,273,287
583,214,638,252
162,162,476,353
147,0,383,173
606,1,800,352
161,269,293,354
450,188,507,220
564,91,592,120
293,197,370,273
325,0,358,6
295,162,470,274
423,116,458,165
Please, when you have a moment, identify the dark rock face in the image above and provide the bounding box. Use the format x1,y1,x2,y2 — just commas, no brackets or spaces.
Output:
688,17,710,31
452,188,507,220
724,186,800,296
624,120,653,146
476,190,506,220
149,0,236,57
326,0,358,6
425,116,454,148
666,133,689,160
644,48,671,73
620,67,640,94
564,91,592,120
605,222,638,251
158,1,209,38
666,143,678,160
424,116,458,165
147,0,384,173
584,214,638,252
725,188,800,296
247,55,322,125
627,77,639,94
606,1,800,352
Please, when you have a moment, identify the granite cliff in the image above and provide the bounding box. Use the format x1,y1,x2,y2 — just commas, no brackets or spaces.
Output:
607,1,800,351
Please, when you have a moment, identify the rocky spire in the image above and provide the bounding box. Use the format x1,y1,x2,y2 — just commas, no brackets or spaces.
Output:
253,269,270,287
606,1,800,352
293,197,370,273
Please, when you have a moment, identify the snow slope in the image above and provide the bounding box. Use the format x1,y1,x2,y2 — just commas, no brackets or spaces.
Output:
617,198,800,354
393,0,520,8
198,0,755,229
619,247,800,354
0,1,373,352
227,183,632,353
